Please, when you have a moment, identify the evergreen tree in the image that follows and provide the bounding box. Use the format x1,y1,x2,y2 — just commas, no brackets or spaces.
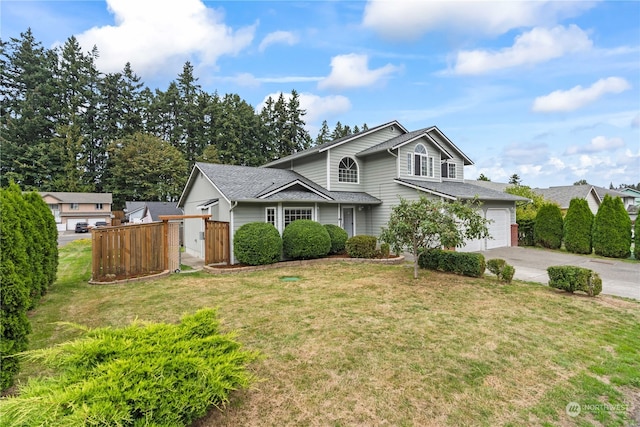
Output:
0,184,32,389
593,194,632,258
331,121,345,139
176,62,203,164
286,89,312,153
508,174,521,186
216,94,265,166
315,120,331,145
563,198,594,254
533,203,563,249
477,174,491,181
0,29,58,189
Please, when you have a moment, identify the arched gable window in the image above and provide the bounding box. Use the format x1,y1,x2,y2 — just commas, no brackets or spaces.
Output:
338,157,358,183
407,144,434,177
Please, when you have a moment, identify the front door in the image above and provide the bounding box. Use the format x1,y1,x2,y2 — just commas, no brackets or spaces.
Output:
342,207,354,238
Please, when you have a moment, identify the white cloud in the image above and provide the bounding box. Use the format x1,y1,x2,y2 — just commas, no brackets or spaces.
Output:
258,31,298,52
318,54,401,91
217,73,322,87
548,157,565,169
532,77,631,113
257,92,351,127
362,0,594,40
503,142,549,165
452,25,592,75
75,0,255,74
565,136,625,155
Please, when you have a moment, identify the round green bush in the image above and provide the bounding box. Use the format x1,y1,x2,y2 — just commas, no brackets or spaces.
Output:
233,222,282,265
282,220,331,260
593,194,632,258
563,198,594,254
534,203,563,249
324,224,348,254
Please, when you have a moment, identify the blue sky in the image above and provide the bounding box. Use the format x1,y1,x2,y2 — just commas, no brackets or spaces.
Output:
2,0,639,188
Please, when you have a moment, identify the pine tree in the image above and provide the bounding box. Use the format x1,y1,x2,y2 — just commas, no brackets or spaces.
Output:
563,198,594,254
316,120,331,145
593,194,632,258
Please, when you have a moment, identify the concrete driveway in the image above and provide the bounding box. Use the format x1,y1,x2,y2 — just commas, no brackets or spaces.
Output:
480,246,640,300
58,230,92,247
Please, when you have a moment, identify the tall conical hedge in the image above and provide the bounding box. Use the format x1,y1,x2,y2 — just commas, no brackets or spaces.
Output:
0,185,59,390
563,198,594,254
593,194,631,258
533,203,563,249
0,185,32,389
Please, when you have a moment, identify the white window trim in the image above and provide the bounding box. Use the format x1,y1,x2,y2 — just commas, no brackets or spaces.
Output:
265,206,276,226
338,156,360,184
411,144,435,178
448,163,457,179
283,207,314,227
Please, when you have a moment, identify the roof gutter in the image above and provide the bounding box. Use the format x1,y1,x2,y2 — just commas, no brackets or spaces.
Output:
387,148,397,158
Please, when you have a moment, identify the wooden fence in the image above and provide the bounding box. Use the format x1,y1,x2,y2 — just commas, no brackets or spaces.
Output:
92,222,179,282
205,220,230,265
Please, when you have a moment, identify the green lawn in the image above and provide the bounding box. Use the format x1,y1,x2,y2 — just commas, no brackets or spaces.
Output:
15,240,640,426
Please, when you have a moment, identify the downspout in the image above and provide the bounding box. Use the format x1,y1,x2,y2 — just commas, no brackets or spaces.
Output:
229,201,238,264
388,148,399,179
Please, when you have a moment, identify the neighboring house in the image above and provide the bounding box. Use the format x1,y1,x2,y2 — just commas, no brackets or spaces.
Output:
534,184,635,216
620,187,640,207
39,192,113,231
178,120,527,263
124,201,183,223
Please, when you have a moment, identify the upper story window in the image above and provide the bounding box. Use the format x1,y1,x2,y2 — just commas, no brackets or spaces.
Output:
70,203,79,210
96,203,103,210
407,144,434,178
442,162,457,179
338,157,358,183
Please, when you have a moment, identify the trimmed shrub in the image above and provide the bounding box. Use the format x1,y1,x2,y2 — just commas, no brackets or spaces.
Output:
324,224,348,254
418,249,486,278
563,198,594,254
487,258,506,276
501,264,515,284
24,192,58,287
634,219,639,261
486,258,515,283
379,242,390,258
282,220,331,260
593,194,632,258
233,222,282,265
345,235,377,258
534,203,563,249
0,309,258,426
547,265,602,296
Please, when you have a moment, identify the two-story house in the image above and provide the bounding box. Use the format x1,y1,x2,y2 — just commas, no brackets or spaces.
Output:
177,120,526,263
39,192,113,231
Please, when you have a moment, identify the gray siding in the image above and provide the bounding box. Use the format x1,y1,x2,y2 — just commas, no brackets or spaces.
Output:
361,152,436,235
182,170,230,259
328,126,402,191
270,153,328,187
398,136,466,182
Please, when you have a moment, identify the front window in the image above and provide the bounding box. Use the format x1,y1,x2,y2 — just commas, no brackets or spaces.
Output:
411,144,434,178
284,208,313,227
338,157,358,183
70,203,79,210
266,207,276,226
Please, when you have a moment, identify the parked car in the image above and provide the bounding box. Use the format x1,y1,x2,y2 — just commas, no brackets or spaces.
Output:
75,222,89,233
94,221,108,227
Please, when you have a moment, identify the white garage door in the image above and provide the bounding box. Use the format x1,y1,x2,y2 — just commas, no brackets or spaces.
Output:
67,218,88,231
486,209,509,249
459,237,484,252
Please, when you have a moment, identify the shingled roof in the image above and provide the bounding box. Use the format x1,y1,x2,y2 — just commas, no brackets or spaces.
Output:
182,162,381,205
396,179,529,202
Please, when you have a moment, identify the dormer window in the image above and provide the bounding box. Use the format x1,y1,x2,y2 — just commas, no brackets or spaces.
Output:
338,157,358,183
407,144,434,178
442,162,456,179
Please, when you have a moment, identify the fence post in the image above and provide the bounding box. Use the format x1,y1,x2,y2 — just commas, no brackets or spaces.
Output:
163,219,169,271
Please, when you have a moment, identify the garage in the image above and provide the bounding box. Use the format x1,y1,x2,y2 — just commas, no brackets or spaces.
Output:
66,218,88,231
486,209,510,249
